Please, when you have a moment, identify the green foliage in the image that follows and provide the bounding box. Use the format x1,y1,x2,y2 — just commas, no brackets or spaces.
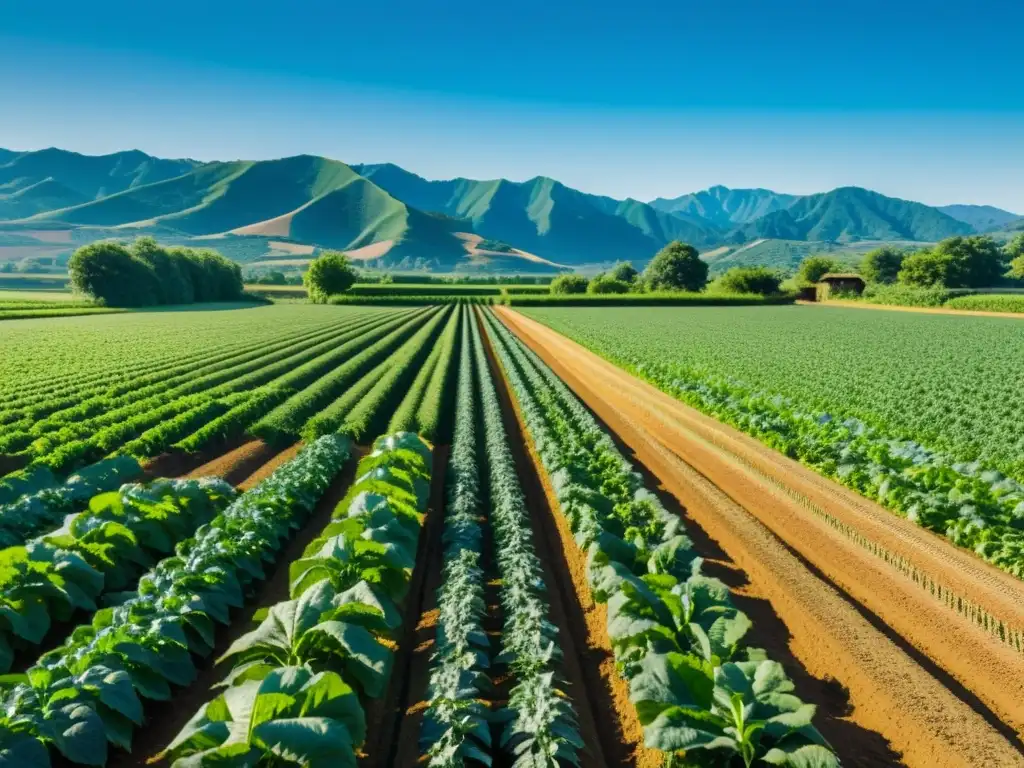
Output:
899,236,1008,288
304,251,357,303
549,274,589,294
861,283,954,307
795,255,842,286
0,436,350,766
609,260,639,283
859,246,905,284
944,294,1024,314
482,309,836,767
1005,234,1024,278
715,266,782,296
505,292,793,307
587,275,631,294
644,241,709,292
520,305,1024,577
67,238,242,307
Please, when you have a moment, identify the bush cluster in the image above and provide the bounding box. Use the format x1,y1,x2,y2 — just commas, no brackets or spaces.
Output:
69,237,243,307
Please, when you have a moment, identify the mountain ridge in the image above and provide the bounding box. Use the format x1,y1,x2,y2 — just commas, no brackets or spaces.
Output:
0,147,1012,272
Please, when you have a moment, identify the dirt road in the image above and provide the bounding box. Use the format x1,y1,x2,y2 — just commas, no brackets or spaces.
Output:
495,306,1024,768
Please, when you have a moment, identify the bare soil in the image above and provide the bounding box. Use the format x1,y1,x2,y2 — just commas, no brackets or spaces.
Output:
182,438,285,486
496,306,1024,768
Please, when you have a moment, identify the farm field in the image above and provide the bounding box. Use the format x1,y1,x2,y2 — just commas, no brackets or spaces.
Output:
0,301,1021,767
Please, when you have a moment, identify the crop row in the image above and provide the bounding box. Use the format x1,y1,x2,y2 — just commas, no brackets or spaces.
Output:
162,432,432,766
420,312,492,765
0,435,350,766
483,309,839,767
600,355,1024,579
471,310,583,765
0,474,235,672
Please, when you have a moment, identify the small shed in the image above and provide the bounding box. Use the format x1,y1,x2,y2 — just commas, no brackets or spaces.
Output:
816,273,866,301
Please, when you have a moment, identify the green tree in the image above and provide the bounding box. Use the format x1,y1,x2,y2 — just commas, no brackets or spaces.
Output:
550,274,589,294
132,237,193,304
304,251,357,303
860,246,905,284
935,235,1007,287
898,248,950,287
643,241,708,292
716,266,782,295
587,275,630,294
796,255,843,286
609,260,639,283
1004,234,1024,279
68,242,159,306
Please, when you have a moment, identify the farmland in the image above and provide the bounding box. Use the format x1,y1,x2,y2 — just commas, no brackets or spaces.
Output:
0,302,1021,768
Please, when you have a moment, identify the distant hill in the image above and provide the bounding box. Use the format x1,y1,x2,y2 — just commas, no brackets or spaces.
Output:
0,147,1015,274
726,187,973,243
650,185,798,226
354,164,722,263
938,204,1020,232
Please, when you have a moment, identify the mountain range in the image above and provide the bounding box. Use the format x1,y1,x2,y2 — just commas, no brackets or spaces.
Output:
0,147,1018,273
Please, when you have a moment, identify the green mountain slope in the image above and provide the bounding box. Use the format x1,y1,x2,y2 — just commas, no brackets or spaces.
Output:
0,148,198,209
937,204,1020,232
727,187,973,243
355,163,721,263
0,178,88,219
650,185,798,226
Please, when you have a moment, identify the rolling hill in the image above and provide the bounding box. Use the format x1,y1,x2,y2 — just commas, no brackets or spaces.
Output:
937,204,1020,232
0,147,1014,273
725,187,973,243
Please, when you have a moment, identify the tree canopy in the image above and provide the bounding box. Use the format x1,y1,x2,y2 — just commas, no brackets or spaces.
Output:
643,241,708,292
860,247,905,284
303,251,357,303
550,274,589,294
608,260,639,283
796,255,843,286
898,236,1007,288
68,238,243,307
716,266,782,296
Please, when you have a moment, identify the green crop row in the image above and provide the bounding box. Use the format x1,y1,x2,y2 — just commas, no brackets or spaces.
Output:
420,311,491,765
303,306,452,442
0,476,235,672
251,307,438,445
0,435,350,766
471,310,583,765
162,433,431,766
483,309,839,768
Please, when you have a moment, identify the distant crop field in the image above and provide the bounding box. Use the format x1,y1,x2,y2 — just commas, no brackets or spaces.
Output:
522,304,1024,482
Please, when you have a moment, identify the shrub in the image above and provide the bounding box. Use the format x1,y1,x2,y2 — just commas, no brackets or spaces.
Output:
860,246,905,284
549,274,589,294
862,283,955,307
796,255,843,286
643,241,708,292
587,276,630,294
304,251,357,303
69,242,159,307
716,266,782,296
609,261,639,283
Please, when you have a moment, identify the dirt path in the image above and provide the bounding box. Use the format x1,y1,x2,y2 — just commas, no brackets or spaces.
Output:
797,299,1024,319
496,306,1024,768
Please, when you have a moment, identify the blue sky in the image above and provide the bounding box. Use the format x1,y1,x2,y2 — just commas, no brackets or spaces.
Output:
2,0,1022,210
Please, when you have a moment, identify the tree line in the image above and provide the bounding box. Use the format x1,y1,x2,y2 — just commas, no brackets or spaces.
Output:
798,233,1024,289
69,238,245,307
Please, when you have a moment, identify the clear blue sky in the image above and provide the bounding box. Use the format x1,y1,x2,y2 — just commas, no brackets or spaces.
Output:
2,0,1022,210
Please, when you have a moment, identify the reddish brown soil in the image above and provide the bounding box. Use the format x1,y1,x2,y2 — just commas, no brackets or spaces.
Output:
142,436,256,480
236,442,303,490
111,450,362,767
363,445,449,768
496,307,1024,768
